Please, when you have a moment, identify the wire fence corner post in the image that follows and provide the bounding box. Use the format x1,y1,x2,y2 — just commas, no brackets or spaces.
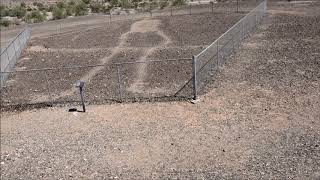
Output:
116,64,123,102
192,55,197,100
189,4,192,15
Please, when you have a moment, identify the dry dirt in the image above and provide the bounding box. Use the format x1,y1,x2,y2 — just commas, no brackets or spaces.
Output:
1,0,320,179
1,9,245,105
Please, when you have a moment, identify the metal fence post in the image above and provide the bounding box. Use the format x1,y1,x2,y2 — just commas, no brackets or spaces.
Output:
170,6,173,16
149,4,152,17
237,0,239,13
17,34,22,54
116,65,123,102
5,50,10,69
189,4,191,15
43,70,53,106
12,42,18,61
232,32,235,54
192,55,197,100
217,40,219,70
211,2,214,13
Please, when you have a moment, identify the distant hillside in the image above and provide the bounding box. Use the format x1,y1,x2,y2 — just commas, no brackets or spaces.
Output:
1,0,66,6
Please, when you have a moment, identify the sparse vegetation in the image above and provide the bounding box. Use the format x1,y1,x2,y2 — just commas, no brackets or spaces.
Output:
12,5,27,19
75,1,88,16
0,0,189,27
0,19,10,27
25,10,46,23
66,1,76,16
172,0,186,6
52,6,67,20
119,0,133,9
90,1,103,13
160,0,169,9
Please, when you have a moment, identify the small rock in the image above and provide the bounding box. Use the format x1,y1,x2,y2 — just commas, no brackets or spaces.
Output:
190,98,201,104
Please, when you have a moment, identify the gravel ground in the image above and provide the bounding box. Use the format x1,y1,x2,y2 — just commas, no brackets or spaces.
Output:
30,22,134,49
1,10,242,105
158,12,244,46
1,0,320,179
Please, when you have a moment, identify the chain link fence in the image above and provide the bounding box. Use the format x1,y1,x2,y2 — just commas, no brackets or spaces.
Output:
1,1,259,36
0,58,192,107
0,0,267,108
192,0,267,99
0,28,31,87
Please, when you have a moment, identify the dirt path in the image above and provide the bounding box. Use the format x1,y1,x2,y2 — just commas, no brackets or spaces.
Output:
127,19,172,94
46,18,171,100
2,2,320,177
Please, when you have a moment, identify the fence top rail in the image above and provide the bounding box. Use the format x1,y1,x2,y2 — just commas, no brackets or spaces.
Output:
0,28,30,56
0,58,192,73
195,0,266,58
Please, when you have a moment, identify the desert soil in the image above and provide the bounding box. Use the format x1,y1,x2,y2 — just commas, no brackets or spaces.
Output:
1,10,245,104
1,0,320,179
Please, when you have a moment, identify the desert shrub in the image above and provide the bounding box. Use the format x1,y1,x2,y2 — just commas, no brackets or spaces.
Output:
12,5,27,19
75,1,88,16
160,0,169,9
33,2,46,11
25,10,45,23
101,5,111,14
119,0,132,8
0,19,10,27
149,0,158,10
90,1,103,13
48,4,55,12
52,6,67,19
137,1,148,10
131,0,139,8
4,8,14,17
109,0,119,8
0,5,6,17
172,0,186,6
57,1,67,9
82,0,91,4
20,2,26,8
26,6,33,11
66,1,76,16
